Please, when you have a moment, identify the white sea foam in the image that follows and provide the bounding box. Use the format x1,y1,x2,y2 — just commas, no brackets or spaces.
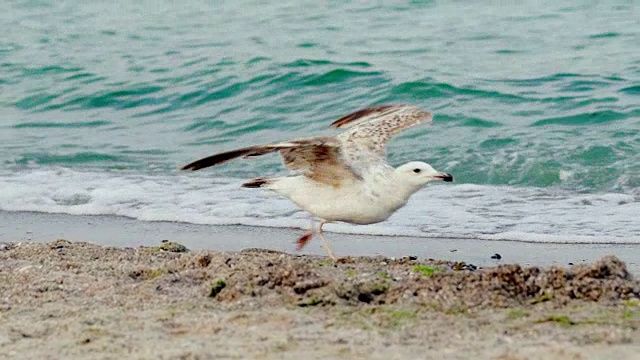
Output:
1,168,638,244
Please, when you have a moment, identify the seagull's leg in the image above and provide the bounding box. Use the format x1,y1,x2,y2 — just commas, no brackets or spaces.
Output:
317,221,338,261
296,217,315,251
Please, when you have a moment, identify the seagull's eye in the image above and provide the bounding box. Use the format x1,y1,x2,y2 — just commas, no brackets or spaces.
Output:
413,168,421,173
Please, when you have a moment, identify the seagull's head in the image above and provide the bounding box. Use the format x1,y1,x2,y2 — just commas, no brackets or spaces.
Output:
395,161,454,189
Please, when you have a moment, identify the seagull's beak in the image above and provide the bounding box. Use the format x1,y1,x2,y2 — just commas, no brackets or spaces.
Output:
434,172,454,182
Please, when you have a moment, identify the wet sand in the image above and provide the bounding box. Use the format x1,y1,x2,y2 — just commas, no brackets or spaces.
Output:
1,236,639,360
2,211,640,274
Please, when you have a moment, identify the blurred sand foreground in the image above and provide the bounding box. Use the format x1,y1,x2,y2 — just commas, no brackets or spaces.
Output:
1,239,639,360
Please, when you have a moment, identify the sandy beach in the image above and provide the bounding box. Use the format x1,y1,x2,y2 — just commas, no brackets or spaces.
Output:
1,212,639,359
2,211,639,274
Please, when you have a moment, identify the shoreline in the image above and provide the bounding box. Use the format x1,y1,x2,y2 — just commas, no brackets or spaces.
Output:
1,210,639,274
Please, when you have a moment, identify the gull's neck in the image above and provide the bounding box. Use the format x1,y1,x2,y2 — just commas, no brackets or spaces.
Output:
395,181,423,201
374,170,423,202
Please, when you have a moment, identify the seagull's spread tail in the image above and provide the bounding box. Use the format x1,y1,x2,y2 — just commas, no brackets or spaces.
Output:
242,177,271,188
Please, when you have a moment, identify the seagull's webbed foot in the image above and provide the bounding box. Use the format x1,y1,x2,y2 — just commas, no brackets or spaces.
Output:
295,230,313,251
295,220,338,261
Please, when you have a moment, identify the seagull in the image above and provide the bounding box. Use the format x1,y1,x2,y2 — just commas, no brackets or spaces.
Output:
180,104,453,260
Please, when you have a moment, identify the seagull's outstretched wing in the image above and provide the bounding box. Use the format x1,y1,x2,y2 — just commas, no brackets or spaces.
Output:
331,104,432,157
180,104,430,185
180,137,361,187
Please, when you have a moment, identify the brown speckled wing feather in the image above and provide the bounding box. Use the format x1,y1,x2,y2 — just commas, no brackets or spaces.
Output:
332,104,432,156
180,137,361,187
279,138,361,186
330,105,399,129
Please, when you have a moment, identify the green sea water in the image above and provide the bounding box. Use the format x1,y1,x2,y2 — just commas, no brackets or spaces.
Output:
0,1,638,242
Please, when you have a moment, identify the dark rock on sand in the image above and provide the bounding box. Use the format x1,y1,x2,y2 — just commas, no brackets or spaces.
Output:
157,240,189,253
0,242,15,252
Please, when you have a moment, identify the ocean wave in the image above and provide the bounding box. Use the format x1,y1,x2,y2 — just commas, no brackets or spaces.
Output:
531,110,633,126
2,1,639,204
14,152,130,165
283,59,373,68
391,80,527,102
0,168,637,244
301,69,384,86
13,120,111,129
